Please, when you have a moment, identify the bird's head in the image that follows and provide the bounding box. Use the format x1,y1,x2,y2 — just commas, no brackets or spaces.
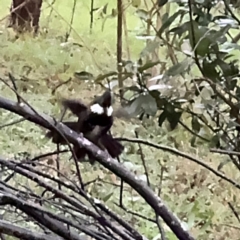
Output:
90,90,113,117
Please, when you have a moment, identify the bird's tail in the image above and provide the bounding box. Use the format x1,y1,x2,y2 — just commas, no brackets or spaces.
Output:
100,134,124,158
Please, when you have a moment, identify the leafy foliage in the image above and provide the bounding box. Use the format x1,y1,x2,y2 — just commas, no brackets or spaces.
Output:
96,0,240,162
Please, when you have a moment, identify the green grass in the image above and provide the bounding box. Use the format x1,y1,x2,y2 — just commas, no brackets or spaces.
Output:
1,1,240,239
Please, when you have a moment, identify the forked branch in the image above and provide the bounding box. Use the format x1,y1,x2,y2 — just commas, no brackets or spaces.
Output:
0,95,195,240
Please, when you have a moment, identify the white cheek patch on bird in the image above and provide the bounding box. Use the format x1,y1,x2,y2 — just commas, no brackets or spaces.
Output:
90,104,113,117
90,104,104,115
107,106,113,116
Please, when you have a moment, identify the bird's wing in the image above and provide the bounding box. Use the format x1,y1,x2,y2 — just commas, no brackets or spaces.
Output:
61,98,88,116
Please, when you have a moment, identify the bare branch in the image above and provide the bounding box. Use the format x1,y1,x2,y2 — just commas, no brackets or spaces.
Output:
0,95,195,240
0,219,60,240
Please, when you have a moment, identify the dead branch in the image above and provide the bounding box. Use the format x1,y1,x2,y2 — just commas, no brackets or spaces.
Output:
0,95,195,240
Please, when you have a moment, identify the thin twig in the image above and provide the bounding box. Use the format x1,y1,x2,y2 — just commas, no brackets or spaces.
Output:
116,137,240,191
157,160,165,197
65,0,77,42
3,150,69,183
135,130,150,186
90,0,94,33
228,202,240,223
188,0,204,75
8,73,21,103
117,0,123,102
156,214,166,240
52,78,72,94
115,202,155,223
210,149,240,156
179,120,209,142
0,118,25,129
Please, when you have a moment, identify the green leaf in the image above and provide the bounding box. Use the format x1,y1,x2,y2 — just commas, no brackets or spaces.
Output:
132,0,141,8
158,0,168,7
126,98,143,116
195,37,211,56
124,86,142,93
95,71,117,83
158,111,167,126
140,41,160,58
167,111,182,130
136,9,149,21
217,59,239,80
202,59,219,81
218,158,231,171
210,25,230,43
128,94,158,116
169,22,189,37
157,10,185,37
165,102,175,113
187,212,196,229
101,9,117,30
94,3,108,15
142,94,158,116
221,42,240,51
102,3,108,14
162,13,169,24
138,61,161,72
188,23,212,57
200,87,212,100
192,103,205,114
191,116,201,132
102,192,113,202
209,134,220,148
165,58,191,76
190,135,196,147
215,17,238,28
215,59,236,78
74,71,94,80
150,90,167,108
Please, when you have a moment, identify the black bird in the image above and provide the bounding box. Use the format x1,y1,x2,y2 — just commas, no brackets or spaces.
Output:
46,91,124,164
61,90,114,135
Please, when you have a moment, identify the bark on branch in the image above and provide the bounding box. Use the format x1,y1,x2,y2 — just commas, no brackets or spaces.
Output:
0,219,61,240
0,95,195,240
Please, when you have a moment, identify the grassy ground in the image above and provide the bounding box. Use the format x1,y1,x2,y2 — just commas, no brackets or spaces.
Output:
1,1,240,239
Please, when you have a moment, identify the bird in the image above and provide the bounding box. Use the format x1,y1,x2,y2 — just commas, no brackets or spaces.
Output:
46,90,124,164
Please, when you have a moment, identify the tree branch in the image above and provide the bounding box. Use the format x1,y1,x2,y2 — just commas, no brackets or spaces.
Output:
0,96,195,240
0,219,61,240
